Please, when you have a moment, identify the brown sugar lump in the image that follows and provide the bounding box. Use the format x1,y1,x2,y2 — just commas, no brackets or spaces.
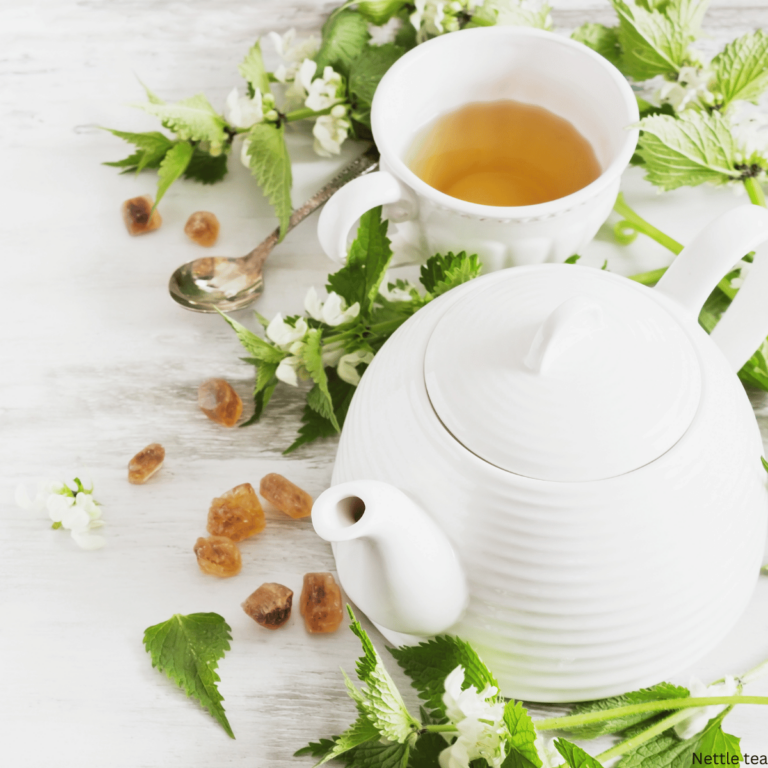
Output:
128,443,165,484
193,535,242,578
259,473,313,519
198,378,243,427
242,583,293,629
122,195,162,235
207,483,265,542
300,572,343,634
184,211,220,247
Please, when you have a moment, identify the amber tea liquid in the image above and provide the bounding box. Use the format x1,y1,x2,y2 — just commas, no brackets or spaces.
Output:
408,100,601,207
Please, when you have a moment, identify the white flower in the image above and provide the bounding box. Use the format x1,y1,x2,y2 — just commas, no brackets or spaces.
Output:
730,102,768,157
380,281,418,302
322,341,346,367
673,675,738,740
266,313,309,349
638,67,714,113
304,287,360,326
338,349,375,385
533,734,561,768
411,0,448,37
305,65,345,112
313,113,351,157
276,355,303,386
225,87,264,128
240,138,252,169
368,17,403,46
269,28,320,83
18,479,105,550
439,666,507,768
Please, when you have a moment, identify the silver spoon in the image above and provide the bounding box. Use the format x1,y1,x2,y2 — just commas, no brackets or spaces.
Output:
169,146,380,312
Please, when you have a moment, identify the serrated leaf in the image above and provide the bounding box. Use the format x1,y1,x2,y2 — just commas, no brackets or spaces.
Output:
419,252,482,297
218,311,286,364
303,329,341,431
388,635,498,718
246,121,293,239
284,368,355,453
136,93,227,153
239,40,271,97
317,714,382,765
666,0,708,33
555,740,603,768
502,701,542,768
711,30,768,107
143,612,234,738
139,79,165,104
315,9,371,77
349,44,406,116
612,0,688,80
183,147,229,184
103,129,174,172
327,207,393,315
572,23,622,69
696,724,742,761
347,609,420,743
154,140,194,208
295,738,338,759
494,3,553,30
355,0,408,24
347,740,410,768
637,112,742,190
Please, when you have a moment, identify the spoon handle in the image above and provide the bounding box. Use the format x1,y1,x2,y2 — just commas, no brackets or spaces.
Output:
244,146,381,268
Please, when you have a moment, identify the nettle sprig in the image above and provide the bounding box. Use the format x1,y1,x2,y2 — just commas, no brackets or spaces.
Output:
572,0,768,198
103,0,551,236
220,207,481,452
296,608,768,768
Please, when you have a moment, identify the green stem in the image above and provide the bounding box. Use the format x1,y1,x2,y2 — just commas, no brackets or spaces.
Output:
284,106,335,122
534,696,768,732
595,709,695,763
613,192,683,255
744,176,767,207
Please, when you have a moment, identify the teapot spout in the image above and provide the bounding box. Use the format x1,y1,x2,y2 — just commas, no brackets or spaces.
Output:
312,480,468,636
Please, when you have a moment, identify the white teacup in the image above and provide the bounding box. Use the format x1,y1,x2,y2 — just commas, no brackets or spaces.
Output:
318,26,639,270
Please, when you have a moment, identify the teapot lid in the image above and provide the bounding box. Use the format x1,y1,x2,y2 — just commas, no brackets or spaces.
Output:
424,266,701,482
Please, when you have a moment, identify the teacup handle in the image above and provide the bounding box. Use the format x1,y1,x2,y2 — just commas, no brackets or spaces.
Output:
655,205,768,372
318,170,413,264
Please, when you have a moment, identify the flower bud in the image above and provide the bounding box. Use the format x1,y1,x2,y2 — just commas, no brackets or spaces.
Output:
266,109,279,122
331,104,347,118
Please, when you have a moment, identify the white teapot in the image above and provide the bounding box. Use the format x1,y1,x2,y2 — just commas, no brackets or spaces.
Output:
312,206,768,702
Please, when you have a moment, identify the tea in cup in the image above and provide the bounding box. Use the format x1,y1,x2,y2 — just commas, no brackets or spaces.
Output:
318,27,639,269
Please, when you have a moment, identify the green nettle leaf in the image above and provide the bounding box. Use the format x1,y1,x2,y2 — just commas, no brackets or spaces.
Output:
284,369,355,454
696,724,742,761
612,0,688,80
218,311,286,364
315,9,371,77
354,0,409,24
342,739,410,768
302,329,341,432
326,206,393,315
567,682,690,739
420,252,482,297
183,147,229,185
246,121,293,239
143,613,234,739
388,635,499,717
502,702,542,768
666,0,709,34
239,360,279,428
317,714,381,765
239,40,271,97
295,739,338,759
102,129,174,173
136,93,227,153
711,30,768,107
571,23,622,68
555,739,604,768
349,43,407,126
139,79,165,104
637,112,742,190
154,140,194,207
408,732,446,768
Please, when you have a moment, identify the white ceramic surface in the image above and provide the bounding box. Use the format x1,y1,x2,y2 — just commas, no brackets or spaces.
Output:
312,205,768,702
317,26,639,269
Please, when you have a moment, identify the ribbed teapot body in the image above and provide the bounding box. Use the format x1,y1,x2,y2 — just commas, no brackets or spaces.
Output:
331,268,767,702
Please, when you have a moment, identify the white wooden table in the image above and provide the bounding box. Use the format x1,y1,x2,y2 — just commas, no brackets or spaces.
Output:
2,1,768,765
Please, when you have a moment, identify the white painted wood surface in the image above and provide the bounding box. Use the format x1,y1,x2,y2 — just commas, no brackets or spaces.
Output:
2,1,768,764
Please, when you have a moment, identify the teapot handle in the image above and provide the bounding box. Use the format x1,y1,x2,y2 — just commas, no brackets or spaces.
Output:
655,204,768,372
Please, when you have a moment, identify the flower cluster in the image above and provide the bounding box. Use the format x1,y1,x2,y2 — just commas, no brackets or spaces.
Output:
439,666,507,768
16,478,105,550
637,66,715,113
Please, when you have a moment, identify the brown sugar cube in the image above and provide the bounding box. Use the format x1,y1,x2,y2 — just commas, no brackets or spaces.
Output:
128,443,165,484
207,483,265,542
184,211,220,247
193,535,242,578
259,473,313,519
242,583,293,629
300,572,343,634
198,378,243,427
122,195,162,235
